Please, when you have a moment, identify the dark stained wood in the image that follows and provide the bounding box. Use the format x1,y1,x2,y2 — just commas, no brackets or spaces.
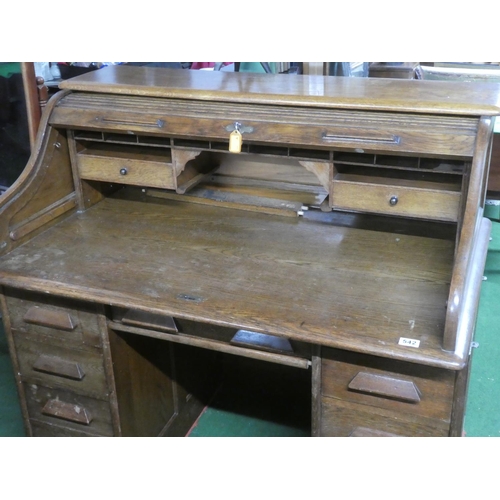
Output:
369,62,420,79
107,328,177,436
0,290,33,436
347,371,421,403
59,65,500,116
0,91,77,257
122,309,178,333
311,345,322,437
50,93,480,157
488,133,500,193
321,397,449,437
41,398,93,425
445,119,493,351
0,194,460,368
1,67,498,437
25,384,113,435
20,62,42,151
23,305,77,331
321,348,455,422
14,334,108,399
110,321,311,369
231,330,294,354
33,354,85,380
5,288,102,349
349,427,399,437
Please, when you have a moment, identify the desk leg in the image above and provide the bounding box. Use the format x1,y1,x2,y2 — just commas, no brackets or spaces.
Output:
311,345,322,437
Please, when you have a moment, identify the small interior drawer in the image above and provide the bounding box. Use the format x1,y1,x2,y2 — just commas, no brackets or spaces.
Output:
320,397,450,437
321,348,455,421
4,288,102,349
24,383,114,436
331,173,461,221
14,333,108,399
77,143,175,189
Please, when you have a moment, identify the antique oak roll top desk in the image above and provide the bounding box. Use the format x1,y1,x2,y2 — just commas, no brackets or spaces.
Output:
1,66,499,437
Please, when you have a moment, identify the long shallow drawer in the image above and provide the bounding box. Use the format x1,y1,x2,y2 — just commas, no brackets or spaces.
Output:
321,348,455,422
331,174,461,221
76,143,175,189
4,288,101,349
14,333,108,399
24,383,114,436
321,397,450,437
110,308,312,369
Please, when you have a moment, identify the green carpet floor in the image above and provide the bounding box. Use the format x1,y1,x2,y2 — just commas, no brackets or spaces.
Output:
0,318,24,436
1,218,499,437
463,210,500,437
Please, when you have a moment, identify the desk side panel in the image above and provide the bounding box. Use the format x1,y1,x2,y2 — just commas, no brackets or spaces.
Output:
0,91,77,257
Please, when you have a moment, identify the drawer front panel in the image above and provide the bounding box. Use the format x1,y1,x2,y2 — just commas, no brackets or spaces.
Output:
321,348,455,421
4,289,101,349
30,419,105,437
331,177,461,221
77,153,175,189
14,334,108,399
24,384,114,436
321,398,449,437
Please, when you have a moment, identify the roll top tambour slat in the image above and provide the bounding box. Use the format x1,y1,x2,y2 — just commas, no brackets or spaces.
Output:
49,92,479,157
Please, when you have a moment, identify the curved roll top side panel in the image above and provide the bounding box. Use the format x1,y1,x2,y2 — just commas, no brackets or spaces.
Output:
444,117,494,352
0,90,77,256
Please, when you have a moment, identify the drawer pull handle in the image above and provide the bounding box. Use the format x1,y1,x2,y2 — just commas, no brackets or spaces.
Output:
389,195,398,206
120,168,128,176
100,117,165,129
33,355,85,380
322,132,401,145
348,371,421,403
122,309,178,333
23,306,77,331
41,399,93,425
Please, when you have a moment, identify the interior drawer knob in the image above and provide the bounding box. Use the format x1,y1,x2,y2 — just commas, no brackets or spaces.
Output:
389,195,398,206
120,168,128,176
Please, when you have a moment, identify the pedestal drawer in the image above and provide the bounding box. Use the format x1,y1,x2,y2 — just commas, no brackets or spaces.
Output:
29,420,105,437
321,398,450,437
14,333,108,399
24,383,114,436
321,348,455,421
4,288,101,349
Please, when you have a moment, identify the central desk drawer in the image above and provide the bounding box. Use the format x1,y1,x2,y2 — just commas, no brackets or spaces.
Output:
77,143,175,189
110,309,312,369
331,173,461,221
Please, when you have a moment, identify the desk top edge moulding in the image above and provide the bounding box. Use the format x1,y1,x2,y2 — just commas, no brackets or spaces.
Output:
58,65,500,115
1,66,499,437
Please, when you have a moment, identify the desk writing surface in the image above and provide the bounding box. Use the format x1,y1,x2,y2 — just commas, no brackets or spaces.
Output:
0,189,458,368
59,65,500,116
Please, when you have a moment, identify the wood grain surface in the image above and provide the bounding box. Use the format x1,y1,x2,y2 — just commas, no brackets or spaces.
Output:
59,66,500,116
0,189,459,367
